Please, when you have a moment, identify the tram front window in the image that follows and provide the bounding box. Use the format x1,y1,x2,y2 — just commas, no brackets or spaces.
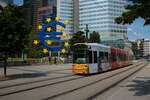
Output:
73,45,88,64
74,51,87,64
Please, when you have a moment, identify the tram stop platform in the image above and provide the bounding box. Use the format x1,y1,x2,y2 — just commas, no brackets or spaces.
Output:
107,63,150,100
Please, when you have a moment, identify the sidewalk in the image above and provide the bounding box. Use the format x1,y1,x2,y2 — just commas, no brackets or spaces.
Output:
107,63,150,100
0,64,72,81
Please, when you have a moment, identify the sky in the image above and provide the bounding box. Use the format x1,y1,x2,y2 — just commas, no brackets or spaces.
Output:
127,18,150,41
13,0,23,6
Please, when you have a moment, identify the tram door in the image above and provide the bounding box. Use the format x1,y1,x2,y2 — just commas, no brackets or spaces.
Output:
88,50,98,73
98,52,102,72
99,51,110,71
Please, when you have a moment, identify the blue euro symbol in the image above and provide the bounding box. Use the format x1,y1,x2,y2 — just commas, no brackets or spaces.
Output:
38,19,66,51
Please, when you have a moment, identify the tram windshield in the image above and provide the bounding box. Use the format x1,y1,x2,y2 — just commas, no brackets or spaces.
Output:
73,44,88,64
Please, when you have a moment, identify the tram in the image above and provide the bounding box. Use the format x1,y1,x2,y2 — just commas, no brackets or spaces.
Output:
72,43,133,74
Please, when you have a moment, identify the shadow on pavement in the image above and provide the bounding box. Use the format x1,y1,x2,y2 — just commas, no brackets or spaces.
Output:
126,77,150,96
1,73,47,81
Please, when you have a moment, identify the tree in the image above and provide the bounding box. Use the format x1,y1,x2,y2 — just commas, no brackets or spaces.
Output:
69,31,87,46
131,41,139,58
0,5,4,12
89,31,101,43
115,0,150,25
0,4,32,76
130,41,143,59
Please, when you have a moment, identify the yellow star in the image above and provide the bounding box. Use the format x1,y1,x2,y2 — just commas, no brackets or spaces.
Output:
37,25,42,30
61,49,66,53
47,27,52,32
33,40,39,45
46,18,51,23
43,49,48,54
46,40,52,45
62,32,68,38
64,42,69,47
55,16,60,22
57,26,63,31
64,20,69,25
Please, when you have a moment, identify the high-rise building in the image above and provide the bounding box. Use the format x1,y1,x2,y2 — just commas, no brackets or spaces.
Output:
37,6,54,24
42,0,57,7
57,0,74,35
73,0,79,33
56,0,128,47
79,0,127,42
31,0,42,32
56,0,80,36
1,0,128,46
139,39,150,57
31,0,57,32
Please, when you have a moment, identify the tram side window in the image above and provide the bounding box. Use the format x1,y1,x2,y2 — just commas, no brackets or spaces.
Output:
89,51,93,63
112,53,116,62
124,54,126,61
99,52,104,60
120,54,123,61
118,54,121,61
122,54,125,61
104,52,108,61
94,51,97,63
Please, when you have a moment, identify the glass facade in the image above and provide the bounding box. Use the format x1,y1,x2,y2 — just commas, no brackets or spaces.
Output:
57,0,74,36
79,0,127,42
37,0,57,27
42,0,57,7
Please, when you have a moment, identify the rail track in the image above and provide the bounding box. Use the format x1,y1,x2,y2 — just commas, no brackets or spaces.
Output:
44,61,148,100
0,61,147,100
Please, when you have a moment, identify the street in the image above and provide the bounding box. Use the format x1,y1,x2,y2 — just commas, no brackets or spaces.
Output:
0,61,149,100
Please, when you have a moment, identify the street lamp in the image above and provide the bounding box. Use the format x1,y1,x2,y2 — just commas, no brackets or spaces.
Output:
85,24,89,40
137,40,141,59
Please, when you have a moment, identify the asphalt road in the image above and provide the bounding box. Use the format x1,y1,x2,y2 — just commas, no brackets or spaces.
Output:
0,61,148,100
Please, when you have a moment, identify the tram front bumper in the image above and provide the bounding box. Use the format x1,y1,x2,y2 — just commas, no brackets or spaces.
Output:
72,64,89,74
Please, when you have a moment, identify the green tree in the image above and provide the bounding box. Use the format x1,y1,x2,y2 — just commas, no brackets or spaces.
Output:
131,41,139,58
27,32,43,58
0,4,32,76
0,5,4,12
130,41,143,59
69,31,87,46
89,31,101,43
115,0,150,25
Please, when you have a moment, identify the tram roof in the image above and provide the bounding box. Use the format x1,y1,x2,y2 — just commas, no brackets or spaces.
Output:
74,43,111,48
74,43,110,48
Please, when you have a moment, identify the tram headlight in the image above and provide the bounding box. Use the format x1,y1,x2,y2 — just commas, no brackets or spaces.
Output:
84,64,88,67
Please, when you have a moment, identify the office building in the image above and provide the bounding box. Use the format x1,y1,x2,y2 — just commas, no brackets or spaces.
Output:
56,0,128,47
57,0,74,35
79,0,127,44
143,39,150,56
37,6,54,24
31,0,42,32
1,0,128,46
42,0,57,6
132,39,150,57
32,0,57,32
